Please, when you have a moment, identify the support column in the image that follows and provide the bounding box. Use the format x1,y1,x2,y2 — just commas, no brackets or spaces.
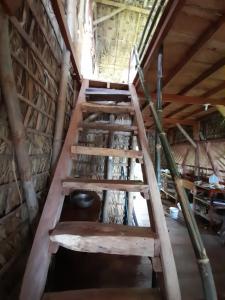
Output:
155,46,163,188
51,49,70,171
193,122,200,179
0,9,38,223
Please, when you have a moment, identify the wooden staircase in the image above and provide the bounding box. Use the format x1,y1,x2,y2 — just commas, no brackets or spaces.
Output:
19,80,181,300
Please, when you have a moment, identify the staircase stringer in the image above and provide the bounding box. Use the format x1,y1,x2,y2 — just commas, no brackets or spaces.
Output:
130,84,181,300
19,79,89,300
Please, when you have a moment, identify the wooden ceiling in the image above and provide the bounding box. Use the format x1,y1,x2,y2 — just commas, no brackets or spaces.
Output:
136,0,225,129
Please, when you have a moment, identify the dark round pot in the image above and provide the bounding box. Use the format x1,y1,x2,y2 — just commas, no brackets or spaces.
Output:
70,190,94,208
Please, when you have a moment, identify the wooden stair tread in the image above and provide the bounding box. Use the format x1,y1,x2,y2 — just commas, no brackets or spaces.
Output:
79,122,138,132
71,146,143,159
62,178,149,192
50,221,157,257
81,102,134,114
85,87,130,95
43,288,161,300
85,87,130,96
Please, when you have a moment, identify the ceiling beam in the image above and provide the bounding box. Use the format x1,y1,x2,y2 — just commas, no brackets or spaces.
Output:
163,14,225,87
144,117,196,127
141,93,225,108
179,56,225,95
95,0,150,15
50,0,81,84
93,7,125,25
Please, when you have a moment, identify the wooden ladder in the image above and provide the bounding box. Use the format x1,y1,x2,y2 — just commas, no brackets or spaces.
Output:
20,80,181,300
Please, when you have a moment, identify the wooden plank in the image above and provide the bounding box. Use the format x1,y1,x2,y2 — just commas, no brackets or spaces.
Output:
163,13,225,86
43,288,161,300
179,57,225,95
19,80,89,300
86,88,131,101
95,0,150,15
79,122,138,132
62,178,148,192
71,145,143,159
81,102,134,114
50,221,156,257
50,0,81,84
130,84,181,300
86,87,130,96
202,82,225,98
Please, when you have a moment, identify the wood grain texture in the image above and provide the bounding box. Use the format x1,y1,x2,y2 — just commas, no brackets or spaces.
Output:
71,145,143,159
50,221,156,257
62,178,148,192
81,102,134,114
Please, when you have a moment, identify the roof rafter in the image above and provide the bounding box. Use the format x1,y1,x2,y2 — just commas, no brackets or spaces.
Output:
163,13,225,87
95,0,150,15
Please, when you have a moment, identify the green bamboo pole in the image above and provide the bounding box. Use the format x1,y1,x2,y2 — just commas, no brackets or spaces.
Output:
133,46,217,300
155,46,163,188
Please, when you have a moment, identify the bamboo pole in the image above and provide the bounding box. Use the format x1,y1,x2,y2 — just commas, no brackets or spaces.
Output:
133,46,217,300
176,123,197,148
155,46,163,188
0,8,38,224
51,49,70,171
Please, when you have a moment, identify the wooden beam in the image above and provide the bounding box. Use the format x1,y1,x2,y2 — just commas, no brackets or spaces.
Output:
43,288,161,300
79,122,138,132
93,7,125,25
144,117,196,126
95,0,150,15
71,145,143,159
50,0,81,84
50,221,156,256
62,178,148,192
81,102,134,114
179,57,225,95
163,14,225,86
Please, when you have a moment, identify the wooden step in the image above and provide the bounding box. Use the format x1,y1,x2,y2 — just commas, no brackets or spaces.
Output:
85,87,131,102
62,178,149,192
50,221,157,257
79,122,138,132
81,102,134,114
43,288,161,300
71,145,143,159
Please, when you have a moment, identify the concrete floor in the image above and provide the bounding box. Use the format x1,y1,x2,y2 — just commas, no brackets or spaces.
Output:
167,216,225,300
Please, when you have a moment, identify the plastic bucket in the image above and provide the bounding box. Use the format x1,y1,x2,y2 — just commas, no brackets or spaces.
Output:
169,207,179,219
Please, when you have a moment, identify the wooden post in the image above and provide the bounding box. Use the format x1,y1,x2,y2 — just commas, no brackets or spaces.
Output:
193,122,200,178
0,9,38,224
51,49,70,171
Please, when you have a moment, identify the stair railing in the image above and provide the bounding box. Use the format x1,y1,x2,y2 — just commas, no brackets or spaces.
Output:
131,45,217,300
